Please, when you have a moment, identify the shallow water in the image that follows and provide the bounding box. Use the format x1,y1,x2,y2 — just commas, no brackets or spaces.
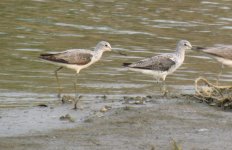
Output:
0,0,232,106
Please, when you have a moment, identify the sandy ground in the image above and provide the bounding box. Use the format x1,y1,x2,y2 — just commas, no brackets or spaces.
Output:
0,95,232,150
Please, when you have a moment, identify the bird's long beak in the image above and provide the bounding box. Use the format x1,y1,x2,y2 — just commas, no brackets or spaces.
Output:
109,45,112,51
191,45,204,51
111,49,127,56
189,45,193,49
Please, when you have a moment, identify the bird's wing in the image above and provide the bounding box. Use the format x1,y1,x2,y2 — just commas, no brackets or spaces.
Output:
127,54,176,71
203,45,232,60
40,49,93,65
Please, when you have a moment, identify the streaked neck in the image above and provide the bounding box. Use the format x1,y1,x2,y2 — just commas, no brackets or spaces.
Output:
175,47,185,61
93,48,104,59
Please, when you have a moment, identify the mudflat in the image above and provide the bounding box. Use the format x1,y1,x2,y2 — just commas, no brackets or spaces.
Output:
0,95,232,150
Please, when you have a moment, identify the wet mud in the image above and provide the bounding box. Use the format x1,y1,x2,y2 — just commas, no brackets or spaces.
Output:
0,95,232,150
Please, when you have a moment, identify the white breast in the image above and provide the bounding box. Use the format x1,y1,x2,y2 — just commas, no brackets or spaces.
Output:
214,57,232,67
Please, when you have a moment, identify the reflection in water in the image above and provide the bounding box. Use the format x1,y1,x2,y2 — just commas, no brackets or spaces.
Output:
0,0,231,105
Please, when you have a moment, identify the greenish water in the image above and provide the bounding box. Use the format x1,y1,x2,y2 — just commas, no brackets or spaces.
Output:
0,0,232,105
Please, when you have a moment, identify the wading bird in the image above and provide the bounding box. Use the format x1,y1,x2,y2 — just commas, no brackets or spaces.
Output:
39,41,111,109
192,44,232,84
123,40,192,95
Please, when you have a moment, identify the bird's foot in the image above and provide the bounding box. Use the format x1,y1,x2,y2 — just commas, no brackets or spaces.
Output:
57,93,61,98
57,93,63,103
162,89,168,97
57,87,63,100
162,88,169,97
73,96,83,110
160,83,168,97
73,103,83,110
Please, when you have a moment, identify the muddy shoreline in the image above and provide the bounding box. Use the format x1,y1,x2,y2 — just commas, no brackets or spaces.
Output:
1,95,232,150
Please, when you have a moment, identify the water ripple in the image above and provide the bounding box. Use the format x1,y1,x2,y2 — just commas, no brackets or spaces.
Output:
221,26,232,30
15,48,43,52
55,22,153,35
153,20,198,27
219,17,232,22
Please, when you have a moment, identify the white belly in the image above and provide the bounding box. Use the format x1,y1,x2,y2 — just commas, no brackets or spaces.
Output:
215,57,232,67
128,68,168,80
42,59,95,73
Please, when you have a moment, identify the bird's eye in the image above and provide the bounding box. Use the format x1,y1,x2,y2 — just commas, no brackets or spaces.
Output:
184,43,187,46
105,44,108,47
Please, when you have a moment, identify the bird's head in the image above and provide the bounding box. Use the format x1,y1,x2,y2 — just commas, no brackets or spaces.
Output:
178,40,192,50
95,41,112,52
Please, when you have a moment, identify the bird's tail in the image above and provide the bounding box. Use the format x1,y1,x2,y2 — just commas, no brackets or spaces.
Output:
122,63,132,67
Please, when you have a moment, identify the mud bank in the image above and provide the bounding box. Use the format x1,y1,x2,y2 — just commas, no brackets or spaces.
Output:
0,95,232,150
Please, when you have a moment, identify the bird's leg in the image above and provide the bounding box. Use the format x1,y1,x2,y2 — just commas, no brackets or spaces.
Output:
216,64,224,85
156,77,168,96
156,77,160,84
155,78,163,93
161,80,168,97
73,73,81,110
54,67,63,99
156,78,162,91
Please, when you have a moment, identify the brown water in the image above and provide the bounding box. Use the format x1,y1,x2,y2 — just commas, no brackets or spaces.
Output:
0,0,232,106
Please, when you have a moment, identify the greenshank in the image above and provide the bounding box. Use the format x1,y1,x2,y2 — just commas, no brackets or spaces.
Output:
39,41,111,109
123,40,192,95
193,44,232,83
